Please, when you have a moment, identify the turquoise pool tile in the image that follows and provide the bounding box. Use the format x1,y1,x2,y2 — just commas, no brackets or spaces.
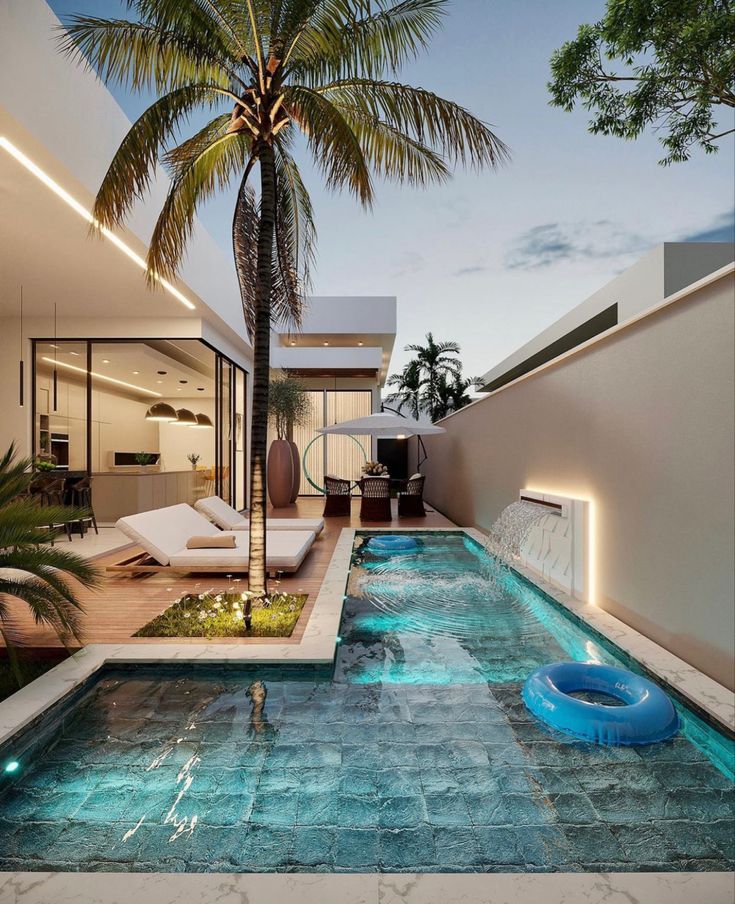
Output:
433,826,481,867
378,795,427,828
334,793,379,827
379,826,435,869
560,824,624,866
474,826,525,866
334,828,379,868
292,826,336,868
376,767,421,796
424,791,472,827
251,792,299,826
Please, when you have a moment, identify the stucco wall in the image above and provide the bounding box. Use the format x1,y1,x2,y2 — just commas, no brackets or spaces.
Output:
422,269,735,690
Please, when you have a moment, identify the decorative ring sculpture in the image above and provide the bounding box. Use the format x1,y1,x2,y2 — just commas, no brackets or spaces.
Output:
302,433,368,494
522,661,679,746
368,535,419,554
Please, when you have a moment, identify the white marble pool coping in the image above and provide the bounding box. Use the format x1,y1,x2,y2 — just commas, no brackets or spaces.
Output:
1,869,734,904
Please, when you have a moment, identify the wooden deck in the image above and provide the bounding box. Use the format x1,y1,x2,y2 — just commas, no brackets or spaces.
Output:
2,497,453,648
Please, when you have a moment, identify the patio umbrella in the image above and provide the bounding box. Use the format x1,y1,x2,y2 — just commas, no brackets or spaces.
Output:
317,412,445,437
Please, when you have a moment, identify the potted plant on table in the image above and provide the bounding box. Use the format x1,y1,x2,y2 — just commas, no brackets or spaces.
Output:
362,461,389,477
187,453,201,471
267,375,310,507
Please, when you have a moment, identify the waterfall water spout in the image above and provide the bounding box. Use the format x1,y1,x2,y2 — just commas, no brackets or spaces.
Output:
484,500,552,586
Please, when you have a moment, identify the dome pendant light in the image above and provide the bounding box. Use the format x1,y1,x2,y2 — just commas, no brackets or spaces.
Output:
173,408,197,426
192,413,214,429
145,402,177,422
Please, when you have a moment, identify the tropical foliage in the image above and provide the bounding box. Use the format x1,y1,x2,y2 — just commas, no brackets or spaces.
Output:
268,373,310,440
549,0,735,164
60,0,507,592
0,444,100,687
386,332,479,421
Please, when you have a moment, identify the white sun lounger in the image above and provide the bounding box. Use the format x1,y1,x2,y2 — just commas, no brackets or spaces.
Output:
112,503,315,574
195,495,324,536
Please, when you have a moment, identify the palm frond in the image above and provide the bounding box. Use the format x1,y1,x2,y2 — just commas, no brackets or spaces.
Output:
317,79,509,169
285,85,374,204
128,0,255,65
273,142,316,294
58,16,243,94
288,0,447,81
93,85,231,231
331,102,450,185
148,130,254,281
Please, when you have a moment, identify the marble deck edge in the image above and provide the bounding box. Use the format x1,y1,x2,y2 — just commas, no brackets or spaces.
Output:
0,869,733,904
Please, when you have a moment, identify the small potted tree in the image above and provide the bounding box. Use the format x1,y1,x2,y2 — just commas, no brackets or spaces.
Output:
267,374,310,507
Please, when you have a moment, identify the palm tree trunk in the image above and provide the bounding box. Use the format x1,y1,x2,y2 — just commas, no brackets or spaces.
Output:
247,144,277,595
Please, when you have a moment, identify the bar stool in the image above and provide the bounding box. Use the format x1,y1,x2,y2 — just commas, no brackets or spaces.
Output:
32,477,72,542
70,476,98,536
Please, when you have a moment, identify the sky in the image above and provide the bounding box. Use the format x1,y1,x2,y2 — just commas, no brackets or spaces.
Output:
49,0,735,382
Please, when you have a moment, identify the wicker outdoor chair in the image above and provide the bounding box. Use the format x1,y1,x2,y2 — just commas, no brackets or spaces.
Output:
323,475,352,517
398,474,426,518
359,476,392,521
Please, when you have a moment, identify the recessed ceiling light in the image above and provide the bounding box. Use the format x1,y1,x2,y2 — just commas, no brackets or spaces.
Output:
156,380,163,384
102,359,110,364
70,351,79,356
179,380,188,384
290,341,296,346
197,387,205,391
176,388,182,392
157,370,167,375
323,341,329,346
132,371,139,375
358,341,363,347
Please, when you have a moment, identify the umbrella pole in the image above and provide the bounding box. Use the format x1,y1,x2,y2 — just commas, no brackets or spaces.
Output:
381,403,429,473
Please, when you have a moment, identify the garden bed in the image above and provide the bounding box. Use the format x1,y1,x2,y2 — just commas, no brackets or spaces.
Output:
133,591,307,639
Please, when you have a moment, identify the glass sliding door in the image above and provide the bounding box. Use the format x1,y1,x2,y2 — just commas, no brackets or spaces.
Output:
234,366,247,511
292,389,372,495
326,390,371,486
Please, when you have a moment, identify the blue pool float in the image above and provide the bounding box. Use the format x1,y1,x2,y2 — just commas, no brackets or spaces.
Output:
522,661,679,746
368,535,418,554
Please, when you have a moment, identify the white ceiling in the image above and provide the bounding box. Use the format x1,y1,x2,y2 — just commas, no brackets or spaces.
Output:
34,340,215,402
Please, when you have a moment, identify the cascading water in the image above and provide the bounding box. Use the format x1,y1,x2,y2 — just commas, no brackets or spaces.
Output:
483,500,553,588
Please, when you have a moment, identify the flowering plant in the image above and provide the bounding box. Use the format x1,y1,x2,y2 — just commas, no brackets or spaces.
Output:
362,460,389,476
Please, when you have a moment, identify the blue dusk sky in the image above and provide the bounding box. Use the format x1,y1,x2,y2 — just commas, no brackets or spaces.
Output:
48,0,735,380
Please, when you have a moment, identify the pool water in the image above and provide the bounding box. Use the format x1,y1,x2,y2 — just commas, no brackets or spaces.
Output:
0,532,733,873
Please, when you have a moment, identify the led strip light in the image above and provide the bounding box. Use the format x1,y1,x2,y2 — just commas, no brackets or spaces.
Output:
0,136,196,311
41,356,162,397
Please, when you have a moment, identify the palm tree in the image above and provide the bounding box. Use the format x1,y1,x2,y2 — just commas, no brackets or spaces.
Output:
385,360,424,419
433,371,479,419
0,445,100,687
60,0,508,593
404,332,462,421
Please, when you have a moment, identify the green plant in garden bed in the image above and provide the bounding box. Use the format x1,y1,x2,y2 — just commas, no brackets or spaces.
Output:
134,591,307,639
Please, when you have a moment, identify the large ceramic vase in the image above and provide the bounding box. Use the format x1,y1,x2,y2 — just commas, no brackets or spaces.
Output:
288,441,301,503
267,439,294,508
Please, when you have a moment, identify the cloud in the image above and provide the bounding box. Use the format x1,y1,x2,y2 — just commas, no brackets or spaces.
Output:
454,264,488,277
679,210,735,244
505,220,649,270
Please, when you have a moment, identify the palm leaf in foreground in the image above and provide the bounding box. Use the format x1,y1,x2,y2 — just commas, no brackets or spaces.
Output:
0,445,101,686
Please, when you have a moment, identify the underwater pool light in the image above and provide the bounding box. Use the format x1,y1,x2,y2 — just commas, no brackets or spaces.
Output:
4,760,19,774
336,635,343,644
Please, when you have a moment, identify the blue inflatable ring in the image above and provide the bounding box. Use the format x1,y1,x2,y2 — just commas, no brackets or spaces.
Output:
522,662,679,746
368,535,418,553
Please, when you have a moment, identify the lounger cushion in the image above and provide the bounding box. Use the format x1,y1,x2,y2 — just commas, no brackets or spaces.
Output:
195,496,324,536
186,534,237,549
117,503,219,565
169,530,315,571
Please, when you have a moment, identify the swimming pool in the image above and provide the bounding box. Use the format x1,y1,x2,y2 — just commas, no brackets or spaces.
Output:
0,531,732,873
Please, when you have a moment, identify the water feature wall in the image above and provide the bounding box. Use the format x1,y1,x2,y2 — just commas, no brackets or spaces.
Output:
484,492,590,601
517,490,590,600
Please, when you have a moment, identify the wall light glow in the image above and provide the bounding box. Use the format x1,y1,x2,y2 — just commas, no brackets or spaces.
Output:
41,357,162,397
4,761,19,774
0,136,196,311
525,486,598,607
